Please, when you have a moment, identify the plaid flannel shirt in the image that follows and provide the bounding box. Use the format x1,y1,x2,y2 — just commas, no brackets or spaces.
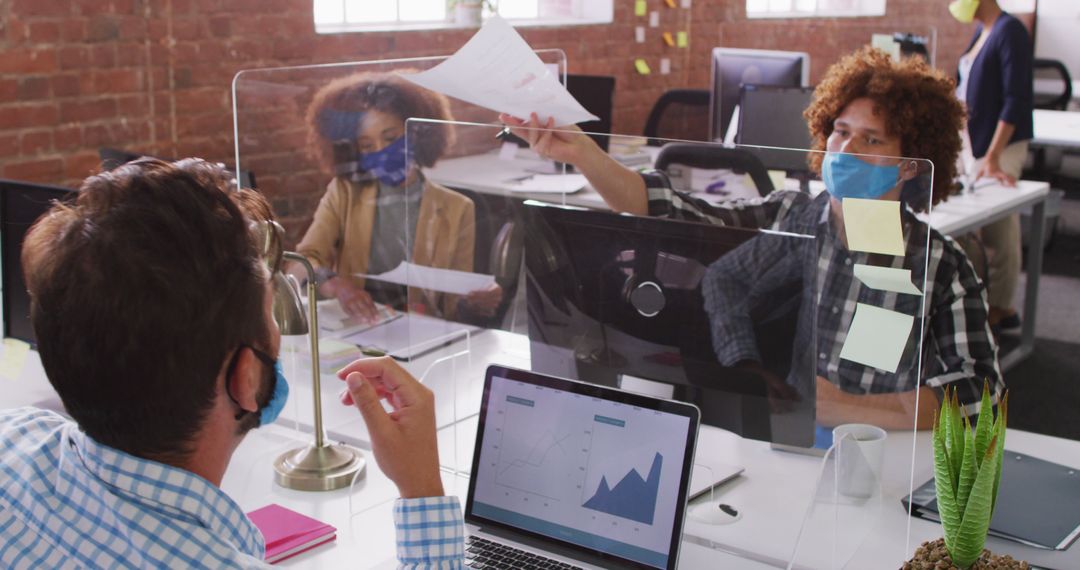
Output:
642,172,1003,413
0,407,464,569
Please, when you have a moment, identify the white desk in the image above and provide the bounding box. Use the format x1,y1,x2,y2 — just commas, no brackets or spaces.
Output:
1032,109,1080,149
6,343,1080,569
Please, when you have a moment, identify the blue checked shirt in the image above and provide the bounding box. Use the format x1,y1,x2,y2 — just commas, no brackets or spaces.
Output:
0,407,465,569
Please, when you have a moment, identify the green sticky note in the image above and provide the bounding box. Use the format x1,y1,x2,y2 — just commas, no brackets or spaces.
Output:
871,33,901,60
635,0,647,17
841,198,906,256
676,31,688,48
0,338,30,380
853,264,923,296
635,58,651,75
839,303,914,373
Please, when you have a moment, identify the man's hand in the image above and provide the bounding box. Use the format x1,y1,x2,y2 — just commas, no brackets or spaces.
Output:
324,276,378,321
975,154,1017,187
338,357,444,499
815,375,852,428
499,113,598,165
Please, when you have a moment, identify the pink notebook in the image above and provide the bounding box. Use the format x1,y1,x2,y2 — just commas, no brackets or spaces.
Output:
247,504,337,564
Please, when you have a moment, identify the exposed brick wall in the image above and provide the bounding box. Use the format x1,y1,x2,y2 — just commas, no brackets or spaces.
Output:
1,0,978,236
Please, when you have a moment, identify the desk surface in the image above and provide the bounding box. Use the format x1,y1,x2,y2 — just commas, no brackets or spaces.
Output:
5,342,1080,569
1033,109,1080,148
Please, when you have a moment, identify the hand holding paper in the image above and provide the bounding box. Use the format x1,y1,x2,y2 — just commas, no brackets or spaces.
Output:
400,16,597,126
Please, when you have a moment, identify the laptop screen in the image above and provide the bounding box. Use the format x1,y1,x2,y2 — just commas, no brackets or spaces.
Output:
467,366,699,570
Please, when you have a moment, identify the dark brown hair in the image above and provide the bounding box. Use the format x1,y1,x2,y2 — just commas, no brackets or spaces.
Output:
23,158,274,462
804,47,965,211
305,71,455,174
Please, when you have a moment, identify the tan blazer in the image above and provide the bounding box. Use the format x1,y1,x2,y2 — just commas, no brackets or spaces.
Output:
296,177,475,318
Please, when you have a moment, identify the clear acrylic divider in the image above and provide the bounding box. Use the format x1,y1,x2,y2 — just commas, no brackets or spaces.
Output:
405,120,942,568
231,52,563,453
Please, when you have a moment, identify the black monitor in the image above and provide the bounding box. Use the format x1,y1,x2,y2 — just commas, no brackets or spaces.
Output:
565,74,615,153
98,148,258,190
709,48,809,142
524,201,814,446
735,84,815,174
1,180,76,346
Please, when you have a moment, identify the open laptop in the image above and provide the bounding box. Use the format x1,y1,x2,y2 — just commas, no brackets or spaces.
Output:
465,365,701,570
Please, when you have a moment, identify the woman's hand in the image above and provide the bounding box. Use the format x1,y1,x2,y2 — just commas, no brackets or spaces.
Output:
499,113,599,166
462,283,504,319
323,276,378,321
975,153,1016,187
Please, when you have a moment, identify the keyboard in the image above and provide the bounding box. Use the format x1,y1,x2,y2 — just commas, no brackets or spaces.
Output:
465,535,585,570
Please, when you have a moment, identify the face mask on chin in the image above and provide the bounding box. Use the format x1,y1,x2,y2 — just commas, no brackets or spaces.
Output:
948,0,979,24
821,152,901,200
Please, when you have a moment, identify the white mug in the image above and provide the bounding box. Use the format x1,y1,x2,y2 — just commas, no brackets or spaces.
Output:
832,423,887,499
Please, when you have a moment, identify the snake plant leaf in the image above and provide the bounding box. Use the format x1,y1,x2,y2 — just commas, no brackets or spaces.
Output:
973,383,994,463
956,419,978,515
990,393,1008,515
948,390,965,477
951,437,1001,569
934,419,962,551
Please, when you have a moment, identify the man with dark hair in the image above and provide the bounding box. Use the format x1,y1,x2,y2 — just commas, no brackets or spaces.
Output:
0,158,465,568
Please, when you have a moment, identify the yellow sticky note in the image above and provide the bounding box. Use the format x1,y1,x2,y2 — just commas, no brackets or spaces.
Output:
665,0,677,7
853,264,923,296
839,303,914,373
676,31,689,48
841,198,906,256
635,0,647,16
662,32,675,46
635,59,652,75
767,169,786,190
871,33,901,61
0,338,30,380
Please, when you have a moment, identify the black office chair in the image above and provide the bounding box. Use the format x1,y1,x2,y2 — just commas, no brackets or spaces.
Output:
643,89,711,146
1033,58,1072,111
654,143,775,197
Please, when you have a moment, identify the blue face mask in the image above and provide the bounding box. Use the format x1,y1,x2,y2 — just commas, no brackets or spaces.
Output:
822,152,901,200
227,345,289,426
258,360,290,426
359,136,410,187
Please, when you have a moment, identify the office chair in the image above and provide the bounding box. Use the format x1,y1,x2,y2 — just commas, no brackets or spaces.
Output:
643,89,711,146
1033,58,1073,111
654,143,775,197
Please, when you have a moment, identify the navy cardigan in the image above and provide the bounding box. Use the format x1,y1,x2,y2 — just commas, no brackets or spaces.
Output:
960,12,1034,159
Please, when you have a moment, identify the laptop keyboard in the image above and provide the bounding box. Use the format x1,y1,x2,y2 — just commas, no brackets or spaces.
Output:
465,536,585,570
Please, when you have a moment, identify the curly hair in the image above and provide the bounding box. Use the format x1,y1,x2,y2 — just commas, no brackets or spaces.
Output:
804,47,965,211
305,71,455,174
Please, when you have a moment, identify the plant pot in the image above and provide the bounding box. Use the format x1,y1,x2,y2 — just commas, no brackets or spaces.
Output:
902,538,1029,570
454,3,483,26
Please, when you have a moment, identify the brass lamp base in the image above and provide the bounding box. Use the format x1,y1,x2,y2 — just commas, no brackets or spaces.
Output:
273,443,366,492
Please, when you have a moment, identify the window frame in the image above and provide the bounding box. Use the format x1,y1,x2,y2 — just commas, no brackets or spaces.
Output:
745,0,887,20
313,0,613,34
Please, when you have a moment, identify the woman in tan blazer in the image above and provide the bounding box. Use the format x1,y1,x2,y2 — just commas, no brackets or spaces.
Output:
296,71,499,321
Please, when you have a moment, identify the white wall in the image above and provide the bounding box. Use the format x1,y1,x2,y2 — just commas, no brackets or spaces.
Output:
1036,0,1080,80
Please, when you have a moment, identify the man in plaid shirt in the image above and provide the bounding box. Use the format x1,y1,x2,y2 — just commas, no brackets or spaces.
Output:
504,47,1002,429
1,159,464,568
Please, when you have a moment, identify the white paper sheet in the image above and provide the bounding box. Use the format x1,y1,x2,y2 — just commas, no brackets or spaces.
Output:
839,303,914,374
399,16,598,126
343,313,479,361
357,261,495,296
507,173,587,193
853,264,923,296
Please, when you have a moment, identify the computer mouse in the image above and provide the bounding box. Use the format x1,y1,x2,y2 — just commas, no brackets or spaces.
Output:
688,501,742,525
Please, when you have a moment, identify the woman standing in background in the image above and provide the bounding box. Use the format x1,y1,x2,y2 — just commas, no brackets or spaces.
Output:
951,0,1034,332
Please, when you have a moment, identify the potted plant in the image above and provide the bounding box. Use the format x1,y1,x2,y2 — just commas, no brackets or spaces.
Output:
904,385,1028,569
449,0,493,26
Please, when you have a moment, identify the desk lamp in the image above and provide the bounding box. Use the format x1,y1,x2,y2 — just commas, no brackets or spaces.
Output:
262,222,366,491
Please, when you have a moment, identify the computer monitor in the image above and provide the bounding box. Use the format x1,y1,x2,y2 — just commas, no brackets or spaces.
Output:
709,48,810,142
565,74,615,153
98,148,258,190
1,180,76,346
735,84,815,174
524,201,814,446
